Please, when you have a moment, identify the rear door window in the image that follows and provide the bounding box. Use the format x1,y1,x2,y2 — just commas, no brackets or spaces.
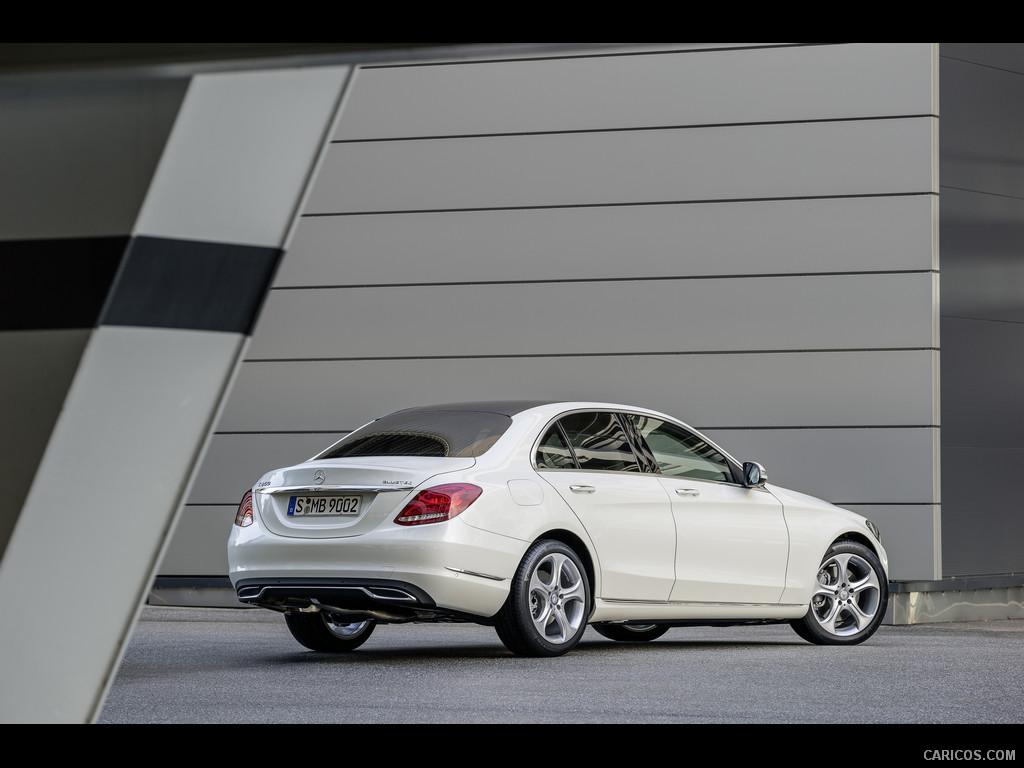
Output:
539,411,641,472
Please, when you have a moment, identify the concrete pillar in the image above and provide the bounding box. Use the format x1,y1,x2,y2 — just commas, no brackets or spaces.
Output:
0,64,351,723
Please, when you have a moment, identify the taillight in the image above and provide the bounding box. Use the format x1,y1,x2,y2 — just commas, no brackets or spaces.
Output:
234,489,253,527
394,483,482,526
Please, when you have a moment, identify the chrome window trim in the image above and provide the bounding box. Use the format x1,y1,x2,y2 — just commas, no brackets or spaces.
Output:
531,407,747,487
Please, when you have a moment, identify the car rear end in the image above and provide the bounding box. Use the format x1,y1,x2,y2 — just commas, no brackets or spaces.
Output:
227,404,547,622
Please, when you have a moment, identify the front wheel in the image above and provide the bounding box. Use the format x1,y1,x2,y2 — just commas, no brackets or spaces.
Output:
593,623,670,642
495,540,591,657
790,540,888,645
285,611,376,652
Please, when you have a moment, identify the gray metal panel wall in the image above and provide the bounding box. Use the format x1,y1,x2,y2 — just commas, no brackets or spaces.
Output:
179,43,940,582
938,45,1024,577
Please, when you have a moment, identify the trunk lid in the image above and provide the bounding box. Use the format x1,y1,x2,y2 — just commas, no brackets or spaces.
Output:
254,456,475,538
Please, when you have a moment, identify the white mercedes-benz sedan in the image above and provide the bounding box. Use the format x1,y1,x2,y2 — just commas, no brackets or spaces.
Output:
228,401,889,657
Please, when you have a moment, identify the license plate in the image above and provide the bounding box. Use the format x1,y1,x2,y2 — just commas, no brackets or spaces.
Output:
287,495,361,517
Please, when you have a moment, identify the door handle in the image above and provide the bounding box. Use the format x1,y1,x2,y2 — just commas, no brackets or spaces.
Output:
569,485,596,494
675,488,700,497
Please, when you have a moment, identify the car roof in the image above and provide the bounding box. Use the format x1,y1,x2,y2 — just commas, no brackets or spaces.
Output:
388,400,674,420
390,400,564,417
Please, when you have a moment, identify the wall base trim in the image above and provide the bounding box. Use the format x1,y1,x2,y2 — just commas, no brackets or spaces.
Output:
886,575,1024,624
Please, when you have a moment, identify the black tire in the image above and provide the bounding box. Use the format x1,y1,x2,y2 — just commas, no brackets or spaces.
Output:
284,612,376,652
495,540,591,657
593,623,670,642
790,540,888,645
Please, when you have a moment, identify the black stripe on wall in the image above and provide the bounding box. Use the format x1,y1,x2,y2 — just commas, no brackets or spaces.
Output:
0,237,127,330
101,236,282,335
1,235,282,335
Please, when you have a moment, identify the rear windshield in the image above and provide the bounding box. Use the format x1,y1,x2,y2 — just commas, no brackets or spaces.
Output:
317,409,514,459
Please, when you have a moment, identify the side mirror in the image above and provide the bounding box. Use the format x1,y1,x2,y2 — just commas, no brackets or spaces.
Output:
742,461,768,488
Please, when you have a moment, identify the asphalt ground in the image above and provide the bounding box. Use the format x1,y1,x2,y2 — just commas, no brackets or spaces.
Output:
95,605,1024,752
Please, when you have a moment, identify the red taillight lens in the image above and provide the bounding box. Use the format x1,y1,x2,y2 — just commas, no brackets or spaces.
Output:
394,483,482,526
234,489,253,527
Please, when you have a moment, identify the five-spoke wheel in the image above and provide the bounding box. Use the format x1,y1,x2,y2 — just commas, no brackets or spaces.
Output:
791,540,887,645
496,539,590,656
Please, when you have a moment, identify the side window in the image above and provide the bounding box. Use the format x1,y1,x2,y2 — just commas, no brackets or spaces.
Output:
627,414,733,483
557,412,641,473
536,424,576,469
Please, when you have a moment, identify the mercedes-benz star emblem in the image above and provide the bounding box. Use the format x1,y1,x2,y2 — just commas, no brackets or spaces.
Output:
313,470,326,485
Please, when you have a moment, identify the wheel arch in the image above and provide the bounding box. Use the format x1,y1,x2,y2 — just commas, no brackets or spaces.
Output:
782,526,889,606
531,528,598,614
830,531,885,566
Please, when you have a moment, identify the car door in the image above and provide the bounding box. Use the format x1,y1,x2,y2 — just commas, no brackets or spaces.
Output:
625,413,790,605
535,411,677,602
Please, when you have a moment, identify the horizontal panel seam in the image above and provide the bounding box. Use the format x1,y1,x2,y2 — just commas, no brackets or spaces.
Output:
941,444,1024,450
216,430,352,435
938,52,1024,76
939,185,1024,202
212,426,940,436
302,191,939,217
703,425,940,430
358,43,824,70
242,348,940,363
331,114,937,144
940,314,1024,326
272,270,937,291
831,502,939,507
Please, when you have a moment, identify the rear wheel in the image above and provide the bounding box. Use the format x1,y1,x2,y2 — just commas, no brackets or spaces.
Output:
593,623,670,642
790,540,887,645
495,540,590,657
285,611,376,652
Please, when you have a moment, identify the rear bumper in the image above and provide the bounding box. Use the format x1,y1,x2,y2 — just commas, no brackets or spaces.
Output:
233,576,472,622
228,515,524,619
